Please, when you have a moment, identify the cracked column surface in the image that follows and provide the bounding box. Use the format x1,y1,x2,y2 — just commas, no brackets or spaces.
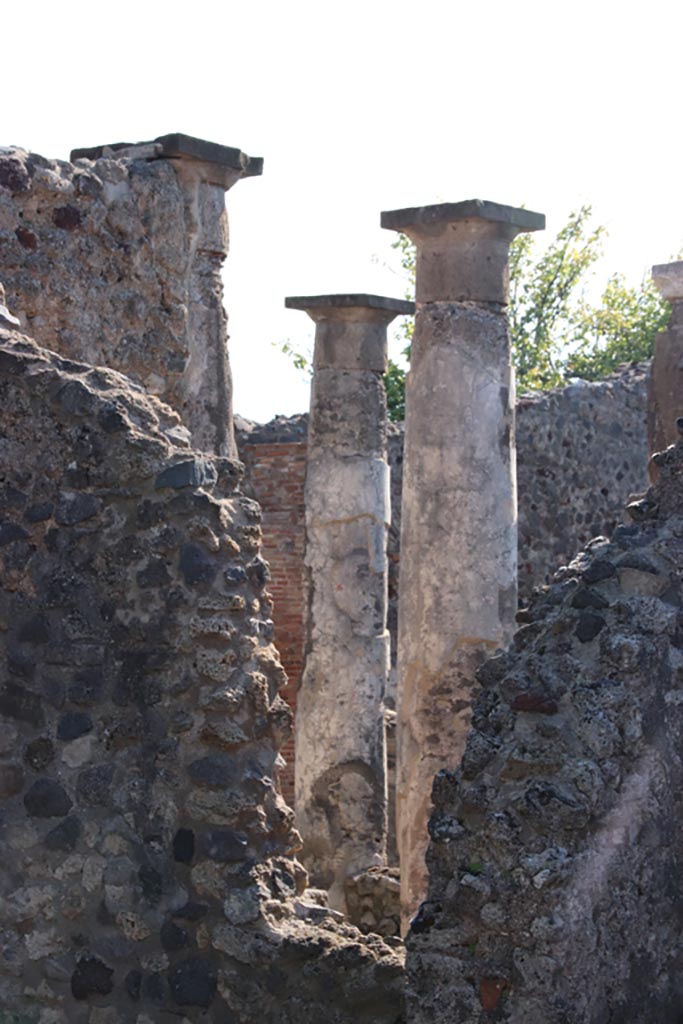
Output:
71,133,263,457
649,261,682,474
381,200,545,929
285,293,415,911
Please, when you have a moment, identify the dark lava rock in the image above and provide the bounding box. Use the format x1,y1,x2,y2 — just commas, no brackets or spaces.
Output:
187,755,237,787
125,969,142,1000
24,778,72,817
173,828,195,865
18,613,50,644
0,680,44,726
224,566,247,585
0,763,24,797
136,558,172,589
0,156,31,193
139,865,164,906
155,459,217,490
199,828,248,862
57,711,93,741
143,973,168,1003
168,956,217,1008
53,204,82,231
172,901,208,921
76,763,114,805
511,692,559,715
575,612,607,643
161,920,189,951
54,492,101,526
68,672,105,706
44,815,81,851
582,559,616,585
24,502,53,523
71,956,114,999
0,522,30,547
571,588,609,610
179,544,216,586
24,737,55,770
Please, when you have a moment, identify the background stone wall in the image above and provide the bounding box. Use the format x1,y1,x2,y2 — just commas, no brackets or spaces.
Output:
406,432,683,1023
0,327,405,1024
516,364,650,602
236,366,650,786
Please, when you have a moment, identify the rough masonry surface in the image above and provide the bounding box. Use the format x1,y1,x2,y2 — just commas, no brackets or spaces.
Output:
0,324,405,1024
0,142,249,455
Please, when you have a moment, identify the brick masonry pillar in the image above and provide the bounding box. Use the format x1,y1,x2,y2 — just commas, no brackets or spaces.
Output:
285,293,414,911
381,200,545,928
238,441,308,806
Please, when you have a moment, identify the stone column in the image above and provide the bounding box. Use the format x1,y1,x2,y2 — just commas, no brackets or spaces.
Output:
649,261,682,473
71,133,263,457
381,200,545,927
285,293,414,911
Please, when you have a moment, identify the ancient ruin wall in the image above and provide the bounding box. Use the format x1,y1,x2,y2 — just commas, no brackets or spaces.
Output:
0,143,239,454
516,364,650,601
0,327,404,1024
406,435,683,1023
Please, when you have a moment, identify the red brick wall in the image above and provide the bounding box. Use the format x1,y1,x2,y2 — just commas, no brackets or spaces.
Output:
240,442,307,805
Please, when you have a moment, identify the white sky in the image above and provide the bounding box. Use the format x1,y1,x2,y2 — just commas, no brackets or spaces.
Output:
4,0,683,422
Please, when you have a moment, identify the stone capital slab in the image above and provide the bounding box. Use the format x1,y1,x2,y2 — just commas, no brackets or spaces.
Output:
285,294,414,372
381,199,545,305
71,133,263,191
652,261,683,303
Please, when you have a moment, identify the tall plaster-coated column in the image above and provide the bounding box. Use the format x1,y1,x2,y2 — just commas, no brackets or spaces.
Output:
285,293,414,911
649,261,683,475
381,200,545,928
72,133,263,457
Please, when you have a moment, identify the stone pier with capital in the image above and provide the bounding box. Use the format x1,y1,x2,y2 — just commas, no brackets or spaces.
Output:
649,261,681,473
285,293,414,911
2,133,263,457
381,200,545,927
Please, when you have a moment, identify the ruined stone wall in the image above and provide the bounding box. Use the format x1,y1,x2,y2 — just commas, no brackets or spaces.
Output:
0,143,236,454
0,327,404,1024
406,435,683,1023
516,364,650,601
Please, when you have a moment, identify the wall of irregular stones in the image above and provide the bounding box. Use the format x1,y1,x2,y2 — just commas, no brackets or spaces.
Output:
406,432,683,1023
0,327,404,1023
516,364,650,602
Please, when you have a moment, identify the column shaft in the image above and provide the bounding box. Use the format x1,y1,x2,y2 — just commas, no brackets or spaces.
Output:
286,295,413,911
381,201,544,928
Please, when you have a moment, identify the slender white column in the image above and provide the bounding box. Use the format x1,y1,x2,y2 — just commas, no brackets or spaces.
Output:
286,293,414,911
381,200,545,928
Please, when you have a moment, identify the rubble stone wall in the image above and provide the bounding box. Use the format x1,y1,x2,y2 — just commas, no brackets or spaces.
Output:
516,365,650,601
406,434,683,1023
0,327,405,1024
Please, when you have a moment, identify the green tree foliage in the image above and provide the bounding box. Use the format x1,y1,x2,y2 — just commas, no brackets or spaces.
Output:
385,206,672,419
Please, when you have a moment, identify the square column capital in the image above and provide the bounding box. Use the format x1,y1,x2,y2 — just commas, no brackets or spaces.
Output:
286,294,414,371
652,261,683,303
381,199,544,305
